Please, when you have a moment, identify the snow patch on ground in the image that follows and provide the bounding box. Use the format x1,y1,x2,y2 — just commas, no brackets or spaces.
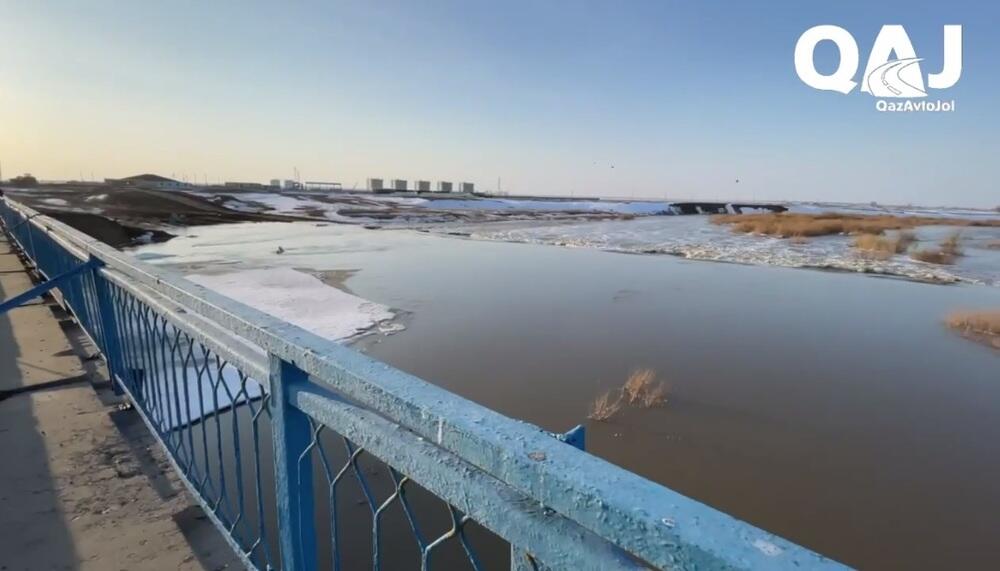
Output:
422,198,674,215
209,192,395,223
189,189,679,222
42,198,68,206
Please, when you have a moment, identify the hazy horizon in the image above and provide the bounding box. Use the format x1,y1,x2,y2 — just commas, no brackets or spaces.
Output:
1,1,997,208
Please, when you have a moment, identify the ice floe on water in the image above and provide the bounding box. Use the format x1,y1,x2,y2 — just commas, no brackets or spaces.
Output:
788,201,1000,221
132,266,400,429
441,215,1000,287
188,268,398,341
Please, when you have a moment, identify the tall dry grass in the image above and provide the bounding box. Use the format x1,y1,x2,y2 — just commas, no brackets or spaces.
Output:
712,212,1000,239
588,369,669,421
946,310,1000,350
940,232,963,257
911,233,965,265
588,390,624,421
911,249,955,264
852,231,915,258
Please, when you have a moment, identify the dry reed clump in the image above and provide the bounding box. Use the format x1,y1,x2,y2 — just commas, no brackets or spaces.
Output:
910,249,955,265
711,212,1000,239
896,231,917,252
640,381,669,408
623,368,669,408
940,232,963,257
945,310,1000,350
623,368,655,403
911,233,964,265
588,369,669,422
588,390,624,421
985,240,1000,250
852,231,915,258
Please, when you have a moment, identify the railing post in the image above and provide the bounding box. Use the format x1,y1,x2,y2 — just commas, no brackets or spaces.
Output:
90,261,125,395
510,425,587,570
270,355,317,571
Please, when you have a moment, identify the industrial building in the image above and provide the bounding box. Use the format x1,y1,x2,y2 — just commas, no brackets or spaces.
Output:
362,176,472,193
224,181,274,190
304,181,343,191
105,174,191,190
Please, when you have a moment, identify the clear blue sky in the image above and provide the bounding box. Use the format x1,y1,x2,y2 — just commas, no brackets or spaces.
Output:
1,1,996,207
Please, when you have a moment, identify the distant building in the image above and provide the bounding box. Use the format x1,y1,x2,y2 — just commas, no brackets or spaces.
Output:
9,174,38,188
460,182,475,193
437,181,453,193
224,181,271,190
416,180,431,192
392,179,408,192
106,174,190,190
367,178,384,192
304,181,343,191
282,179,302,190
270,179,282,188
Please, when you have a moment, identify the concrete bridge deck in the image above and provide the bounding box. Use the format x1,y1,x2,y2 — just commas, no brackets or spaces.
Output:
0,236,236,570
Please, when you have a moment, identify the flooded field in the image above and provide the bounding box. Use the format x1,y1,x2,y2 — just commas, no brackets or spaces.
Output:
435,213,1000,287
135,219,1000,569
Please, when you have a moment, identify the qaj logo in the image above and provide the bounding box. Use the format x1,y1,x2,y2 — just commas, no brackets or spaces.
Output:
794,25,962,112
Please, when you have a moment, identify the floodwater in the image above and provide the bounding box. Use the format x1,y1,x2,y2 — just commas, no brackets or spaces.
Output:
136,220,1000,570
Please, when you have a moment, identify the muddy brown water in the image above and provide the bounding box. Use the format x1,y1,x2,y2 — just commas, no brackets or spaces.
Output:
352,239,1000,570
139,223,1000,569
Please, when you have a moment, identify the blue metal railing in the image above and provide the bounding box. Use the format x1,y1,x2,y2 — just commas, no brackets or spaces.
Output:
0,197,851,570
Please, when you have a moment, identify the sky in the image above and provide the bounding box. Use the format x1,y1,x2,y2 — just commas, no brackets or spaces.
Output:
1,0,997,207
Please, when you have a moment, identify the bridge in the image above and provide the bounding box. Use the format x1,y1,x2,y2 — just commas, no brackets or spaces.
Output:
0,196,848,570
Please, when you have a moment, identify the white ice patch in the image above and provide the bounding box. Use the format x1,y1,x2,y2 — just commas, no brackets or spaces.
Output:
422,198,674,215
42,198,68,206
449,216,1000,286
188,268,397,341
135,268,398,430
787,201,1000,221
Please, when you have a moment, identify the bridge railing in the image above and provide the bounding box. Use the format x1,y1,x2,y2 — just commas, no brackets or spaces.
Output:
0,196,849,570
